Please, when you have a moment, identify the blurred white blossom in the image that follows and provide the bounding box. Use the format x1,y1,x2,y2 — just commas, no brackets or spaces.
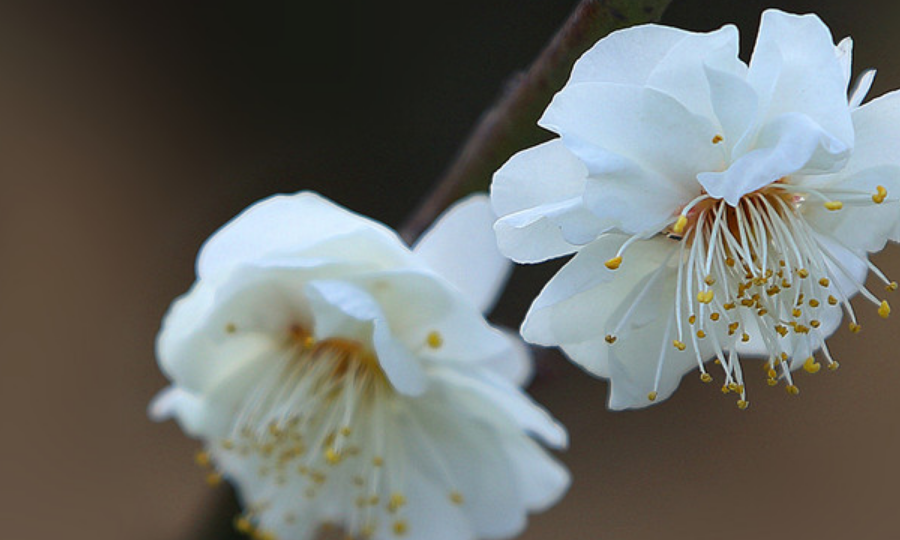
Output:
151,192,568,540
491,9,900,410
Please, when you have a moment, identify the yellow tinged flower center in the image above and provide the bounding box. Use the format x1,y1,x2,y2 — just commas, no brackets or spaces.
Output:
194,323,467,538
610,180,895,407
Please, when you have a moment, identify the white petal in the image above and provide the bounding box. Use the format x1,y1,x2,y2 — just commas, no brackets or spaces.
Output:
491,139,607,262
835,36,853,88
698,112,850,206
479,328,534,386
148,387,205,434
156,271,299,394
843,89,900,175
523,235,679,379
501,435,569,512
305,279,382,344
413,194,510,313
494,198,607,262
643,24,744,121
541,83,723,188
406,403,525,539
197,191,403,279
802,165,900,253
568,24,689,86
602,267,701,410
372,318,429,396
747,10,853,150
569,23,745,119
306,279,430,395
705,64,759,155
434,366,567,448
350,270,509,364
849,69,876,108
580,158,689,235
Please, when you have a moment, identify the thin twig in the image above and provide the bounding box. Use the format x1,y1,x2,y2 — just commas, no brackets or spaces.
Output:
399,0,674,244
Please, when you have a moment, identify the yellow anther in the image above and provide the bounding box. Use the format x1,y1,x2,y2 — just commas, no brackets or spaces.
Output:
388,493,407,513
786,385,801,396
700,373,712,383
766,285,781,296
819,278,831,287
672,340,686,351
737,399,749,410
605,256,623,270
728,382,738,392
757,308,768,316
205,472,223,486
887,281,899,292
673,215,689,234
234,516,254,534
775,325,788,337
688,315,697,325
393,520,409,536
808,299,820,307
824,201,843,211
792,308,802,318
767,378,778,386
767,368,778,379
426,330,443,349
704,275,716,286
724,302,735,310
725,257,736,267
797,268,809,278
849,322,862,333
728,322,739,335
828,361,840,371
450,491,465,505
810,320,821,328
697,290,715,304
647,391,658,402
605,334,617,344
195,451,211,468
803,357,821,374
741,333,750,342
794,324,810,334
325,448,342,465
721,385,730,394
340,426,352,436
696,330,706,339
873,185,887,204
225,323,237,334
879,300,891,319
710,312,720,321
372,456,384,467
712,134,724,144
828,295,838,305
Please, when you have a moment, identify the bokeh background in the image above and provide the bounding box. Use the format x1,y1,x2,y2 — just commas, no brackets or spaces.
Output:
3,1,900,539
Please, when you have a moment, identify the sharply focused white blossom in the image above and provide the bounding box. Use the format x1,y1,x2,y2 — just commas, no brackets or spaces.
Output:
491,10,900,410
151,192,568,540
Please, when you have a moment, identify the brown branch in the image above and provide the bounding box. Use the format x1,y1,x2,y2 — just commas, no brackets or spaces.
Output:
399,0,674,244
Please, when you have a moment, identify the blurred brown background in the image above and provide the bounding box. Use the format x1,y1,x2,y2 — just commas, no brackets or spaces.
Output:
3,1,900,539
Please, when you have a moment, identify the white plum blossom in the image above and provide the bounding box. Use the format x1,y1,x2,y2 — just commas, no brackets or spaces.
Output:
491,10,900,410
150,192,569,540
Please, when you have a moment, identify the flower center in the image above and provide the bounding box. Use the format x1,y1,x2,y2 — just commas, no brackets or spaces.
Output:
206,324,412,539
604,180,896,409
